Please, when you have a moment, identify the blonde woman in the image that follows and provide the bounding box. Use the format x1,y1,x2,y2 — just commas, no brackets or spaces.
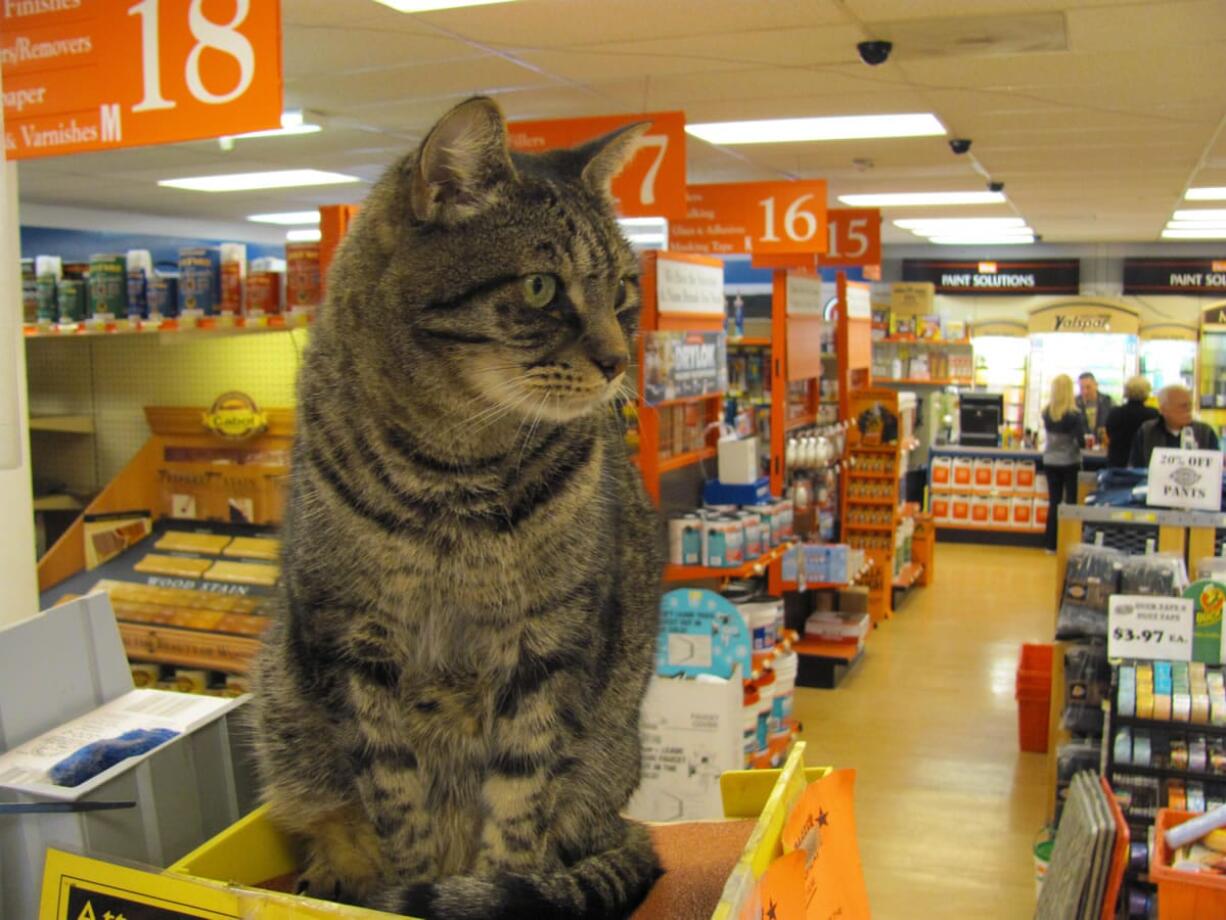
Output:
1042,374,1086,551
1104,376,1159,468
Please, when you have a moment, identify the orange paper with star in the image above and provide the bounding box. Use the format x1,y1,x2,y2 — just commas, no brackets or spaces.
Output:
781,768,871,920
739,850,808,920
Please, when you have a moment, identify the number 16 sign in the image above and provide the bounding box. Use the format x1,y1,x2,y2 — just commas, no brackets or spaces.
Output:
668,180,829,256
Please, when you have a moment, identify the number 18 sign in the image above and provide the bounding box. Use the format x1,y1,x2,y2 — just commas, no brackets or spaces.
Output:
3,0,282,161
668,180,828,256
1107,594,1194,661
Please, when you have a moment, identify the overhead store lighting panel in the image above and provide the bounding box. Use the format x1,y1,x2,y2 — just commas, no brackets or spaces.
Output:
894,218,1027,233
159,170,361,192
927,234,1035,245
1185,188,1226,201
686,113,945,145
1172,209,1226,221
248,211,322,225
1162,228,1226,239
287,229,323,242
840,191,1006,207
372,0,517,11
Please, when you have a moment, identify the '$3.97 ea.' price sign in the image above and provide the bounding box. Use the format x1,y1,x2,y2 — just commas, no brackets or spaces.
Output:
2,0,283,161
1107,595,1194,661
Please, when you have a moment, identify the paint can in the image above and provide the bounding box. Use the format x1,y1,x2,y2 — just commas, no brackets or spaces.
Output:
88,253,128,318
178,246,221,314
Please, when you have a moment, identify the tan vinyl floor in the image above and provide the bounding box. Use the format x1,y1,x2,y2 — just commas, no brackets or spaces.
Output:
794,542,1054,920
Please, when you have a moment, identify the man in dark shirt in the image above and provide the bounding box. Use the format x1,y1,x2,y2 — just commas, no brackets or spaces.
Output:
1077,372,1113,442
1129,384,1220,467
1105,375,1159,467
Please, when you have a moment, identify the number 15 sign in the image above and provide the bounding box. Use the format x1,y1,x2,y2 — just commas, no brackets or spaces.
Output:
668,181,828,256
2,0,282,161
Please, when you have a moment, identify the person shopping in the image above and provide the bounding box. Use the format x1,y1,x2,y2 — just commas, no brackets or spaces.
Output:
1129,384,1220,467
1043,374,1086,551
1104,375,1159,468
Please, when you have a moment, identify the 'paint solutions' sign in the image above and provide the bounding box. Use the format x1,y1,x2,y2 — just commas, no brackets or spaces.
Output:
1124,258,1226,294
902,259,1080,295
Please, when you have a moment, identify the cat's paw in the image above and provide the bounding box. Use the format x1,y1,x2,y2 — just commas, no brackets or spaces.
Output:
295,861,362,905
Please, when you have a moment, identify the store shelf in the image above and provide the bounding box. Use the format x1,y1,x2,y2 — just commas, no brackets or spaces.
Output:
846,497,897,507
649,393,725,409
936,522,1045,534
729,337,771,347
845,523,894,533
117,622,260,675
893,562,924,589
23,315,311,340
32,493,84,512
847,471,897,480
1113,714,1226,739
29,414,94,434
875,377,974,386
792,637,862,661
1110,762,1226,785
785,412,818,431
663,542,793,583
878,337,972,346
658,446,717,473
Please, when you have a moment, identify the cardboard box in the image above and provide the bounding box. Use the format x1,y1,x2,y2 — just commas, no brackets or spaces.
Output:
890,281,935,314
931,456,952,491
837,585,870,615
972,459,994,494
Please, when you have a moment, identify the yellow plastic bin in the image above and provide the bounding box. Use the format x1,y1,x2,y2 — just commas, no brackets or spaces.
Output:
155,742,828,920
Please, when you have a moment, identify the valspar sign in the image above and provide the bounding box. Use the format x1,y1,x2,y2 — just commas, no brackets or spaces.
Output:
1028,300,1141,336
1147,448,1223,512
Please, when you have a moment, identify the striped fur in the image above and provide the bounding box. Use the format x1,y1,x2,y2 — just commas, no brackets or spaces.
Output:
252,97,663,918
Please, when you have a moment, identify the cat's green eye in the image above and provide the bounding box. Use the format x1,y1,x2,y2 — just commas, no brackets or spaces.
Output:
522,274,557,308
615,276,636,311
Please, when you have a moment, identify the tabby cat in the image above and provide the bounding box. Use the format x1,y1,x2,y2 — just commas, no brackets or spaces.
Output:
251,96,664,919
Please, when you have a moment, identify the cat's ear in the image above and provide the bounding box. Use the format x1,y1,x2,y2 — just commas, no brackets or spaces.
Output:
578,122,650,202
408,96,516,224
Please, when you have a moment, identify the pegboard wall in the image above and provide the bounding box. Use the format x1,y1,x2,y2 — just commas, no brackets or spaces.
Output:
25,330,305,493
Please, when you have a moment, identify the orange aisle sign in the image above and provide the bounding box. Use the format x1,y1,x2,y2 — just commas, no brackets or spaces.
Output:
669,181,828,256
507,111,686,219
819,208,882,267
2,0,282,161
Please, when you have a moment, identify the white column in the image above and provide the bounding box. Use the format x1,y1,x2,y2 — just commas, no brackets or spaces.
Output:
0,65,41,623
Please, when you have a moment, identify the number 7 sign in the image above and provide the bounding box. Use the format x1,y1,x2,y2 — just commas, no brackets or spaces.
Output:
508,111,687,219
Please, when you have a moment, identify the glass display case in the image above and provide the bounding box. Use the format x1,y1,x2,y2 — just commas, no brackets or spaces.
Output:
1139,338,1195,393
972,335,1029,439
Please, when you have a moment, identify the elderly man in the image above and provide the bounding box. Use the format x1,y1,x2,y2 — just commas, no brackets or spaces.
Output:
1129,384,1220,467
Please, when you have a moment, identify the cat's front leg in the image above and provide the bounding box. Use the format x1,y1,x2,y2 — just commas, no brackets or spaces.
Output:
473,770,558,874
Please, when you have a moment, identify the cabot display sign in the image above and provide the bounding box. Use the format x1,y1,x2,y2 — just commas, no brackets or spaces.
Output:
902,259,1080,295
1124,258,1226,294
642,331,727,406
1147,447,1224,512
2,0,283,161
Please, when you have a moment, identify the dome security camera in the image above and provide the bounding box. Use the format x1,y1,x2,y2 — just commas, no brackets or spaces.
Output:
856,40,893,66
988,180,1005,193
949,138,972,155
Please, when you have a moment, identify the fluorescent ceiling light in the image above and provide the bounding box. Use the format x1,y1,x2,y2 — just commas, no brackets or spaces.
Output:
1161,228,1226,239
927,234,1035,246
911,228,1033,239
1167,220,1226,230
1185,187,1226,201
686,113,945,146
159,169,361,192
1172,209,1226,221
372,0,517,11
894,218,1025,231
840,191,1006,207
286,228,323,242
248,211,321,225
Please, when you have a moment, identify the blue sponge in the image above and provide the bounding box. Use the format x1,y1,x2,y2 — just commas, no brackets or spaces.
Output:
49,728,179,787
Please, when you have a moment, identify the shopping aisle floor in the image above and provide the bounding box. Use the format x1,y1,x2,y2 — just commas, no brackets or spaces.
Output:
794,543,1053,919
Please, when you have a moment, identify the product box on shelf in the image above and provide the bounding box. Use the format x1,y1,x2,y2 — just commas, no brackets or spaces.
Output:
951,494,972,525
970,495,991,527
1012,496,1035,528
931,493,951,523
991,496,1011,526
972,459,994,494
1034,497,1050,527
781,544,852,584
1016,460,1037,494
890,281,935,314
805,609,871,649
994,459,1016,492
704,477,771,507
931,456,952,491
718,436,759,485
952,457,973,489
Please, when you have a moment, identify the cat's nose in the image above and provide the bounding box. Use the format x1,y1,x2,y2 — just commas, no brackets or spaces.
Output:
593,353,629,381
